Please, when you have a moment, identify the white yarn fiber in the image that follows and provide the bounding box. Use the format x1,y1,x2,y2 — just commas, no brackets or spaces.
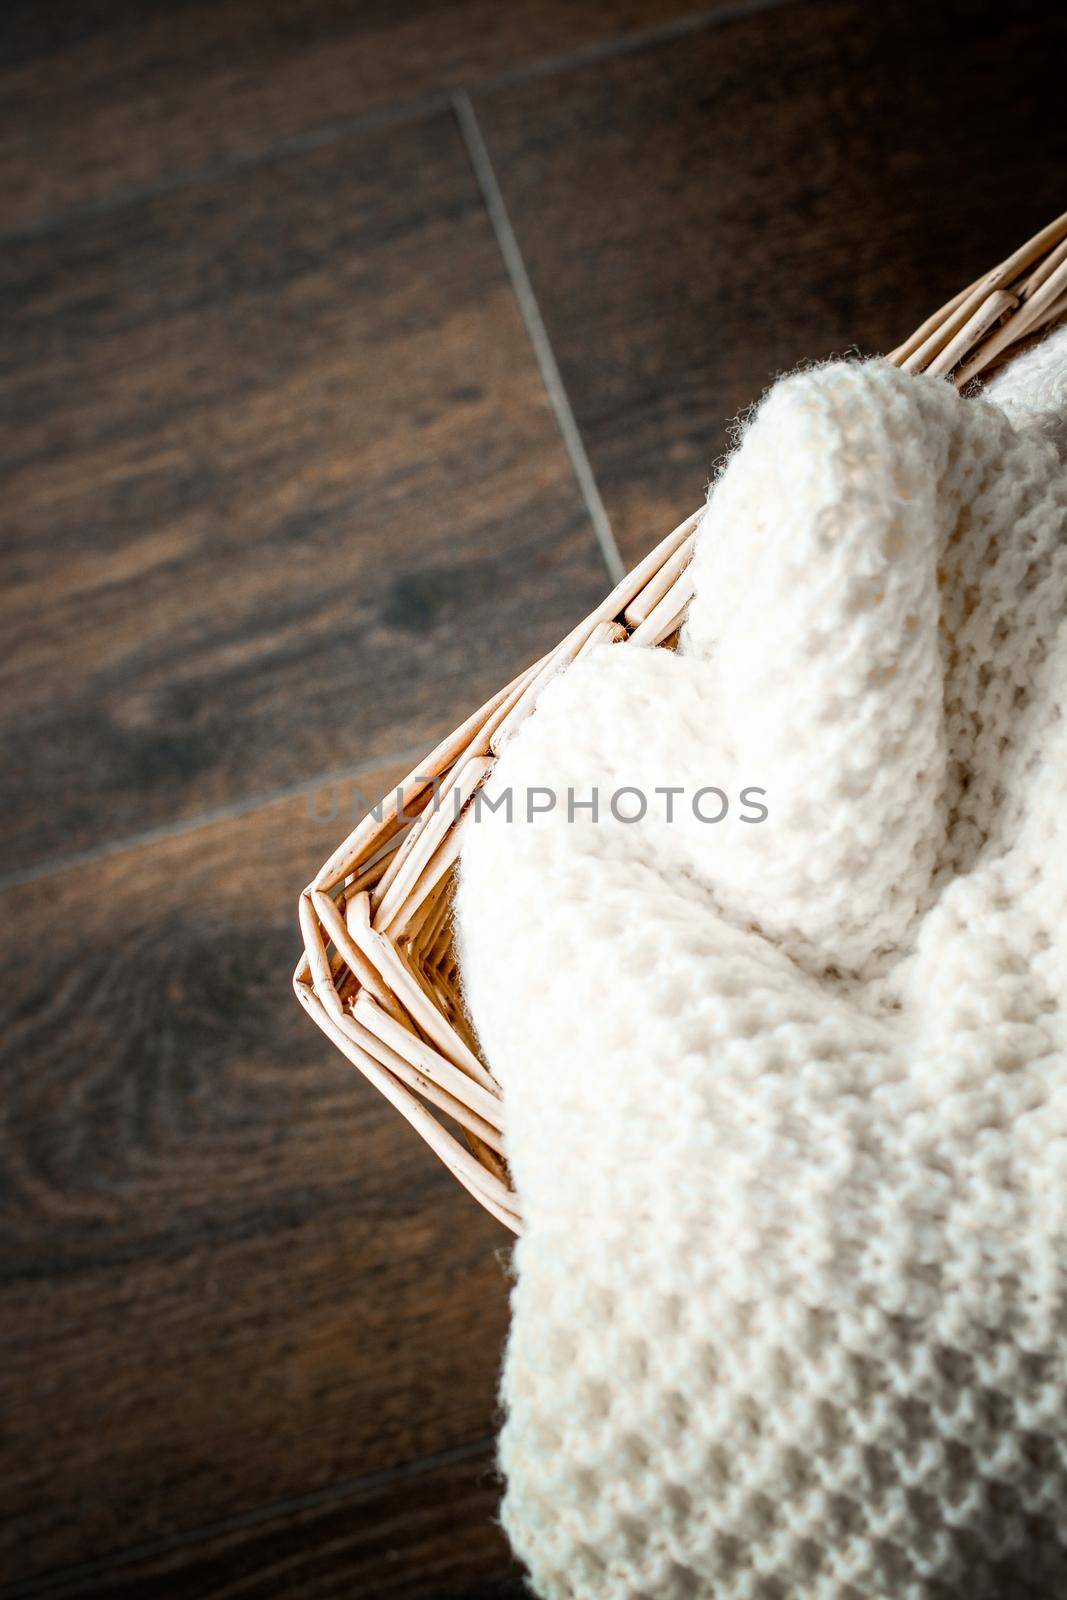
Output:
458,330,1067,1599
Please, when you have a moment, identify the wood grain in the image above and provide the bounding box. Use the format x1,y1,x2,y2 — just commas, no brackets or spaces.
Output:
17,1445,522,1600
0,767,511,1587
0,109,608,880
11,2,1067,1594
473,0,1067,566
0,0,728,231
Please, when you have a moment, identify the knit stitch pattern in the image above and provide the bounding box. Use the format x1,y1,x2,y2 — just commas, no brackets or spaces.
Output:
457,335,1067,1599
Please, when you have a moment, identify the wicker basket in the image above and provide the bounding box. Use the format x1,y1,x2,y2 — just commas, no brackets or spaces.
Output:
295,212,1067,1234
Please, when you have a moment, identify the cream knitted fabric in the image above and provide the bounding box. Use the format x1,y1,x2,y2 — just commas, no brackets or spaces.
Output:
458,333,1067,1599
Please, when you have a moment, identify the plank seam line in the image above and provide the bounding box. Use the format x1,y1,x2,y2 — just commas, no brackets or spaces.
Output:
453,89,625,586
0,0,803,246
0,1434,498,1599
0,746,427,894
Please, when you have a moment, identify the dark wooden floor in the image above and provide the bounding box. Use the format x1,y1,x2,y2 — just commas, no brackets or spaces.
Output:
2,1,1065,1595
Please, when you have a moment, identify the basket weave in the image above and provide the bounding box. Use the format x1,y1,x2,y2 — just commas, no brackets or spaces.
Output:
295,211,1067,1234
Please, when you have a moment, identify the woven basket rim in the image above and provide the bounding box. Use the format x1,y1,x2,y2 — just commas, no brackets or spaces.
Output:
296,210,1067,1233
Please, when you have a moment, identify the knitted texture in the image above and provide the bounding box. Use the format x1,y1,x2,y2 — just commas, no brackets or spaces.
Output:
457,332,1067,1599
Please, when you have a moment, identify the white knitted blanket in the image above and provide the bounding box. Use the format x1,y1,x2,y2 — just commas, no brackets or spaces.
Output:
458,330,1067,1599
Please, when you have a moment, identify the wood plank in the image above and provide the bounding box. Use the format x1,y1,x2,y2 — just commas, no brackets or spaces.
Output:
472,0,1067,566
0,109,609,880
0,768,511,1586
1,0,728,230
17,1446,523,1600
